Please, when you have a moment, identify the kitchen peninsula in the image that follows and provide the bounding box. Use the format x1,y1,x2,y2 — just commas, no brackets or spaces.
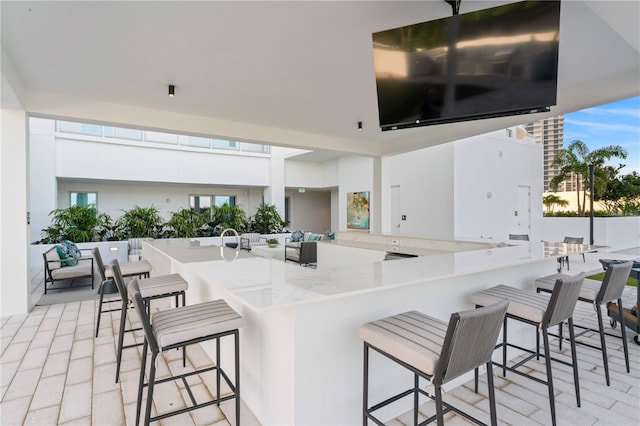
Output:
142,235,597,425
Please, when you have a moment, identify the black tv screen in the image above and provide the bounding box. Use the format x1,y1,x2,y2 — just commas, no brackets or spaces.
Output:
372,0,561,131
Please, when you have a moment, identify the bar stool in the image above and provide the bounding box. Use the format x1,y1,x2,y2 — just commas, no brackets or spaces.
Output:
127,278,243,426
93,247,152,337
111,259,188,383
359,300,509,426
535,261,633,386
471,275,584,426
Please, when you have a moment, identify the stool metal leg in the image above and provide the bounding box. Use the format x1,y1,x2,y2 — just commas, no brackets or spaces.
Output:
115,298,129,383
486,362,498,426
136,339,149,426
595,305,611,386
434,384,444,426
617,297,630,373
235,330,240,426
96,281,106,338
567,318,581,408
216,336,221,405
542,328,556,426
363,343,369,426
413,373,419,426
144,351,159,426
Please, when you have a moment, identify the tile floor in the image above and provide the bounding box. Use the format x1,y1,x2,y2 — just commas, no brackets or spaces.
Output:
2,252,639,425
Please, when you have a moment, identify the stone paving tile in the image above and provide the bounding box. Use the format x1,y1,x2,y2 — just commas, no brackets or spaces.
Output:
92,389,125,426
23,404,60,425
0,395,31,425
30,374,66,410
59,381,93,423
3,367,42,401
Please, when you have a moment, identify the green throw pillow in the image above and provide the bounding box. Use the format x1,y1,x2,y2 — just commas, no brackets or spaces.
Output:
55,245,75,267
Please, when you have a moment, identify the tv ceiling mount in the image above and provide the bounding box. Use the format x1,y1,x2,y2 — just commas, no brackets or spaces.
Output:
444,0,461,15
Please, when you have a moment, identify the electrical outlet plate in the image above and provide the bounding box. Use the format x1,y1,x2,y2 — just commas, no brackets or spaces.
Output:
391,239,399,246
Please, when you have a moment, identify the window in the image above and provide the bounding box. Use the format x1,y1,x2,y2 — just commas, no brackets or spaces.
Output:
57,121,103,137
145,131,178,145
212,139,237,150
186,136,211,148
104,126,143,141
71,192,97,207
214,196,236,206
189,195,212,213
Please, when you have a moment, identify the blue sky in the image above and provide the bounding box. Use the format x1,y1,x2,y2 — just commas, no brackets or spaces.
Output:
563,95,640,175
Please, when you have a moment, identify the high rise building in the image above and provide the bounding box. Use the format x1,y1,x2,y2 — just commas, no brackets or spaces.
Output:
525,116,569,192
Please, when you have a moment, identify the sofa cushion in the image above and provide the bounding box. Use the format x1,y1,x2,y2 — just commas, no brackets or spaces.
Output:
47,248,62,270
50,263,93,279
290,230,305,242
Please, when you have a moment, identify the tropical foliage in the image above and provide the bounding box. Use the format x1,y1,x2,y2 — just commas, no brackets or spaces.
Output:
542,194,568,214
249,203,288,234
550,140,628,216
114,205,164,239
37,205,114,243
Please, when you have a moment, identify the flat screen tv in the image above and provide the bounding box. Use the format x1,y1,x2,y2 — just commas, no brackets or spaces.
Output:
372,0,561,131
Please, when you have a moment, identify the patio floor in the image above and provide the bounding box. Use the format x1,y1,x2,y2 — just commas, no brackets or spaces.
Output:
2,251,638,425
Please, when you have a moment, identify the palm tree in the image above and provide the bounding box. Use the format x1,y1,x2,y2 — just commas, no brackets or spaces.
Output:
549,140,627,216
542,194,569,214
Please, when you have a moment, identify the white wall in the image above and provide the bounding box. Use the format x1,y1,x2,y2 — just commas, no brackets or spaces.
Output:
55,181,265,223
541,216,640,251
454,129,543,242
1,51,29,315
385,143,455,239
284,189,332,233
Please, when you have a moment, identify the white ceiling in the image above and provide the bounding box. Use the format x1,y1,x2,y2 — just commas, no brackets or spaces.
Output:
2,1,639,160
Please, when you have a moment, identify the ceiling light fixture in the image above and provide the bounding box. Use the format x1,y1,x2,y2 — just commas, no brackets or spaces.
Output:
168,84,175,97
357,121,363,131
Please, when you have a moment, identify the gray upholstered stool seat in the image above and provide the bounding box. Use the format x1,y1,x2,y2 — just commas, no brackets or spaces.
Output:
535,273,600,301
471,284,550,323
358,311,447,376
105,259,151,279
137,273,188,299
471,276,584,426
359,301,509,426
128,279,243,426
153,299,243,348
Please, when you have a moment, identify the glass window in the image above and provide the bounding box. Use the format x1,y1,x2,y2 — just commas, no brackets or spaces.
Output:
186,136,211,148
71,192,97,207
104,126,143,141
57,121,103,136
145,131,178,145
212,139,237,150
214,196,236,206
239,142,269,153
189,195,212,212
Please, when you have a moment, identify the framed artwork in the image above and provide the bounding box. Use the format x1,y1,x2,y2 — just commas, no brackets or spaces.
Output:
347,191,370,230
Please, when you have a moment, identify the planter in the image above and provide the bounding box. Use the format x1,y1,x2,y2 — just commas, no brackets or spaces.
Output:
268,243,279,248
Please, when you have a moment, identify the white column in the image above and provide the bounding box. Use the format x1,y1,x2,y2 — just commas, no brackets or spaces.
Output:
1,101,29,315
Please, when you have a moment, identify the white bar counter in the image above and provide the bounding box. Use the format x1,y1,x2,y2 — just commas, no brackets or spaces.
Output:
142,237,601,425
